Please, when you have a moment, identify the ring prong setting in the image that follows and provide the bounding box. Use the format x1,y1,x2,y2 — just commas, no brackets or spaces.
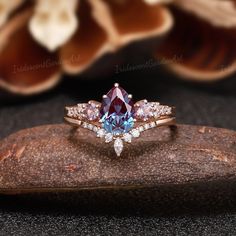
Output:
65,84,175,157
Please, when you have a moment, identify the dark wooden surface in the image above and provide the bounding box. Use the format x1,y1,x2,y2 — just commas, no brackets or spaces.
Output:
1,124,236,195
1,71,236,235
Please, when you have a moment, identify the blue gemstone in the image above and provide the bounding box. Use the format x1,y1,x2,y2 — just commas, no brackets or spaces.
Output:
100,85,134,135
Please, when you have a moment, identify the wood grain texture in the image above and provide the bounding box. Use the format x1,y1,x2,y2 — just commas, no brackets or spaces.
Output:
0,124,236,195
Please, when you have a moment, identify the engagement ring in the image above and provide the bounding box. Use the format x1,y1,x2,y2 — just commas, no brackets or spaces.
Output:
65,83,176,156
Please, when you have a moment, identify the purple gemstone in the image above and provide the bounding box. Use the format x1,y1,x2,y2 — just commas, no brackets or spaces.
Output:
100,84,134,134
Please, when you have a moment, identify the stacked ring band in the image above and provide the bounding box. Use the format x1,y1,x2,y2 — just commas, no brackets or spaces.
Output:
65,83,176,156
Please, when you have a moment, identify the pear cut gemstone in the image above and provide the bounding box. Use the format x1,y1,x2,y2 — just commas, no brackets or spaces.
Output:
100,85,134,135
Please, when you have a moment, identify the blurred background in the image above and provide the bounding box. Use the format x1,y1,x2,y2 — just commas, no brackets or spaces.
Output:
0,0,236,235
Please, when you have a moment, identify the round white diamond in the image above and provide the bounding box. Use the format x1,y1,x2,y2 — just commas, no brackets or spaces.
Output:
144,124,150,130
131,129,140,138
153,112,160,118
123,133,132,143
67,107,75,117
114,138,123,157
165,107,172,115
136,107,145,117
82,122,88,129
105,133,113,143
97,129,106,138
88,124,93,130
150,122,156,128
93,126,98,132
139,126,144,132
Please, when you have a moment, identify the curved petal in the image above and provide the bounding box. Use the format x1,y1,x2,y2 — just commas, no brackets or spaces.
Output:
155,8,236,81
91,0,173,48
0,0,24,27
60,0,173,74
60,0,109,74
0,9,62,95
175,0,236,28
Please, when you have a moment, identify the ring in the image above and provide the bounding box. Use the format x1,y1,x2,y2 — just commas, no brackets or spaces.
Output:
64,83,176,156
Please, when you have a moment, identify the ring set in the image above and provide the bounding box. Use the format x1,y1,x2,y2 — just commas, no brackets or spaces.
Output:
65,83,176,156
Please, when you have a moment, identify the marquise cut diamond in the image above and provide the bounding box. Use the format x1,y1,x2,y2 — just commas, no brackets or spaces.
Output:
114,138,123,157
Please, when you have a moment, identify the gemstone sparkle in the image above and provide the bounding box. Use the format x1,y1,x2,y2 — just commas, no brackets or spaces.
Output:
100,85,134,135
86,102,99,121
134,100,152,120
114,138,124,157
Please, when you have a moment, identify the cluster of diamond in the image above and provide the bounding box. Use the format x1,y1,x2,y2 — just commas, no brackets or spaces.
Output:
77,120,158,156
66,101,100,121
66,104,87,119
135,100,172,121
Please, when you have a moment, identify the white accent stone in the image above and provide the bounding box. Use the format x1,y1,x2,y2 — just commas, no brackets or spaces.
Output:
131,129,140,138
150,122,156,128
67,107,75,117
77,104,87,113
134,100,152,120
66,107,81,118
82,122,88,129
123,133,132,143
86,103,100,121
114,138,123,157
97,129,106,138
144,124,150,130
93,126,98,132
136,107,146,117
153,112,160,118
156,105,172,117
88,124,93,130
105,133,113,143
139,126,144,132
165,107,172,115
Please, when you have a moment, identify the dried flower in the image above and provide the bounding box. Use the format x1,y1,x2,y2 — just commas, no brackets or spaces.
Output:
0,0,235,95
